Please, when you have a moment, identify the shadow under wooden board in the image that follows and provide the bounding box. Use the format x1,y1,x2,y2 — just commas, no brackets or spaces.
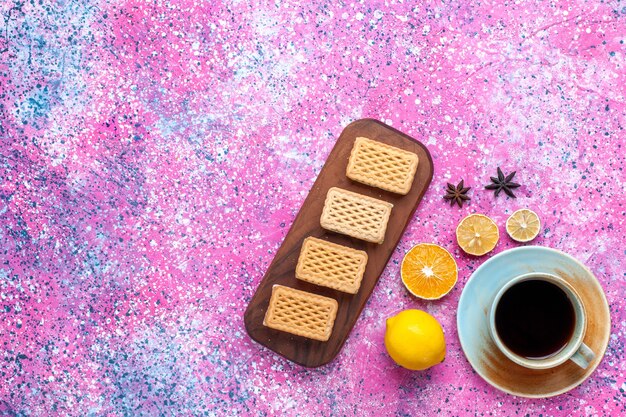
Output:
244,118,434,367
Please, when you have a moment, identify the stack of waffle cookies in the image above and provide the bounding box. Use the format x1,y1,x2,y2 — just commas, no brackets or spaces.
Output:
264,136,419,341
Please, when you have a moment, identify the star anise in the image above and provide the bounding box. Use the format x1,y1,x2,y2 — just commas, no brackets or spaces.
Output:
444,180,471,208
485,167,521,198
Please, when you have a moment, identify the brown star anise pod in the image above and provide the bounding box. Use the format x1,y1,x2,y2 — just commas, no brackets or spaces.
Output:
444,180,471,208
485,167,521,198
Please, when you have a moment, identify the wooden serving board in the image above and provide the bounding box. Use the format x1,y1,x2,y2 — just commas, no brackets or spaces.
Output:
244,119,434,367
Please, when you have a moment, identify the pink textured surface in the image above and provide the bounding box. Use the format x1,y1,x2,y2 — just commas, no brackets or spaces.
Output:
1,0,625,415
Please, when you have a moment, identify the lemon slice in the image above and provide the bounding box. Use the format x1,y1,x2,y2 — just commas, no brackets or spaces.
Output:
506,209,541,242
456,214,499,256
401,243,458,300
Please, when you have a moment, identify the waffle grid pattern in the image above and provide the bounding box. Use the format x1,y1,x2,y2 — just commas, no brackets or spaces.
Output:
320,187,393,244
346,136,419,195
296,237,368,294
263,285,338,341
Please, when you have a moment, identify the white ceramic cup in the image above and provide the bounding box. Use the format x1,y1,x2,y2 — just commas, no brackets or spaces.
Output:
488,272,595,369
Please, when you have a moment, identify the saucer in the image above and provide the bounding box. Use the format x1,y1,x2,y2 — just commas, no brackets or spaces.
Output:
457,246,611,398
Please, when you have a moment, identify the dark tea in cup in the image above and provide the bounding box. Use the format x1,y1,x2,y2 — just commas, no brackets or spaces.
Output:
495,279,575,359
489,272,595,370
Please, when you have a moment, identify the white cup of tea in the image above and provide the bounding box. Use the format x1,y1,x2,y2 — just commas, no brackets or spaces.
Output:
488,272,595,370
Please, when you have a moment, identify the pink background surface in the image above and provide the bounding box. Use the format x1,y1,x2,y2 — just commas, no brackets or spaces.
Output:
1,0,625,415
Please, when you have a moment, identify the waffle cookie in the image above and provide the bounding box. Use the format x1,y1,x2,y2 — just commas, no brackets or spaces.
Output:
263,285,339,342
346,136,419,195
320,187,393,244
296,237,368,294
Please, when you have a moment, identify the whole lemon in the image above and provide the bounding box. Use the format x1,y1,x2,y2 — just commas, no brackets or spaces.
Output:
384,309,446,370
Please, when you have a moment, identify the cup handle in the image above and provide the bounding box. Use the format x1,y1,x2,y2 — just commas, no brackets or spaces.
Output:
570,342,595,369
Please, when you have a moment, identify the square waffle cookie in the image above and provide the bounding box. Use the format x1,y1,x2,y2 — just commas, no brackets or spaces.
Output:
296,237,368,294
346,136,419,195
263,285,339,342
320,187,393,244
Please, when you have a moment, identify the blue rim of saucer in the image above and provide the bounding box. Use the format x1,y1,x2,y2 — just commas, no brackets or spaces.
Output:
456,245,611,398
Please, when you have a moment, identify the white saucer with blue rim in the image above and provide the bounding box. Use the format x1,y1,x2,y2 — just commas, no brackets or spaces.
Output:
457,246,610,398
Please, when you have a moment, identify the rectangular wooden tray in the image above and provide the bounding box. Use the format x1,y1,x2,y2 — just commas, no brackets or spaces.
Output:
244,119,433,367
